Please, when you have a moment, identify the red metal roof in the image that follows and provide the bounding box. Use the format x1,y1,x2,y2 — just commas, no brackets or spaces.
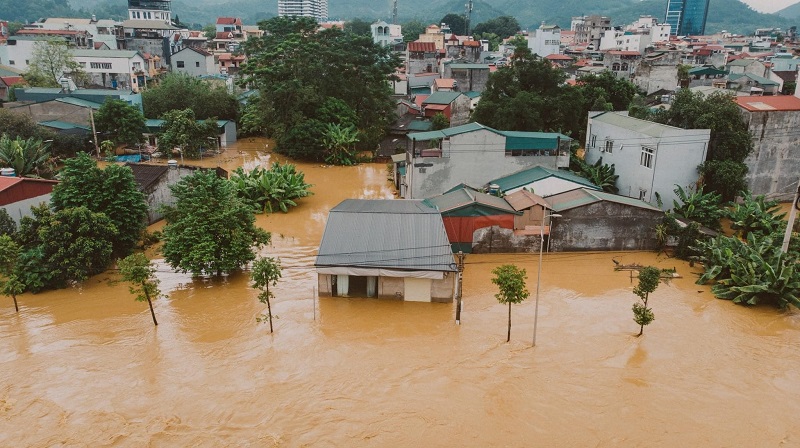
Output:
736,95,800,112
216,17,242,25
546,54,573,60
408,41,436,52
424,104,448,111
463,40,481,47
0,177,58,206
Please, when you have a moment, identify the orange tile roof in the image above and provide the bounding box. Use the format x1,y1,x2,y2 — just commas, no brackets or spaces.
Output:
736,95,800,112
546,54,573,60
408,41,436,52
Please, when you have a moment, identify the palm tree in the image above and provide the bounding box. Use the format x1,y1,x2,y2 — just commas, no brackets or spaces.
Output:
0,134,53,178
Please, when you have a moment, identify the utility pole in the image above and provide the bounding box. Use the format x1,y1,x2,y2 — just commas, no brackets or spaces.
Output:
455,251,465,324
464,0,473,36
392,0,398,25
89,108,100,158
781,178,800,253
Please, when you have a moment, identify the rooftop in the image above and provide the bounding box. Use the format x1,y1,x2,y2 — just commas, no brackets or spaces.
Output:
424,186,518,215
546,188,662,212
736,95,800,112
490,166,600,193
591,111,707,138
422,91,463,105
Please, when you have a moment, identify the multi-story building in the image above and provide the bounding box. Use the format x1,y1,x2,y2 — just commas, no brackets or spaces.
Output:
278,0,328,22
572,15,612,50
665,0,710,36
128,0,172,23
528,23,561,57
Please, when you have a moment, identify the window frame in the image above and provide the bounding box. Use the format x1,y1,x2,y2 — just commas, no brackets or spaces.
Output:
640,145,655,169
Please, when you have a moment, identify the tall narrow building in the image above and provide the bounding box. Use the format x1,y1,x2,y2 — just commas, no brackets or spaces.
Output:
278,0,328,22
665,0,710,36
128,0,172,22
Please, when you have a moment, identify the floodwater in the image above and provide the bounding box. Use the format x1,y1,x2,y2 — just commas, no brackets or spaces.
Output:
2,138,800,446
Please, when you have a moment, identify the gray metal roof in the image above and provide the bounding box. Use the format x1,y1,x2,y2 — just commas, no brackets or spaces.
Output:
591,111,687,137
315,199,457,272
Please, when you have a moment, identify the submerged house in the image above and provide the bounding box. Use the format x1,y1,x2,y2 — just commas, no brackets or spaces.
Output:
489,165,600,196
315,199,457,302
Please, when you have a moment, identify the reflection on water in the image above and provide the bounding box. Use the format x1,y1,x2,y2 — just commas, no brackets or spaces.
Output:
2,138,800,446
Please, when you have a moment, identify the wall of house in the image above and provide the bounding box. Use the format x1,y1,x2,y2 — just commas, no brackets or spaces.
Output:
430,275,455,302
472,225,542,253
450,96,472,126
9,102,91,126
143,166,198,223
585,114,709,209
741,109,800,200
3,194,50,224
514,206,546,229
443,67,489,93
171,51,211,77
316,274,453,302
406,129,562,199
549,202,663,251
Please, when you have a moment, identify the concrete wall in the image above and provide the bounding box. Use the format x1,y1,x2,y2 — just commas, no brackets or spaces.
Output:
549,202,663,252
143,166,200,223
171,50,214,77
10,101,91,127
317,274,454,302
406,128,563,199
3,194,50,224
443,66,489,93
450,95,472,126
472,226,542,253
585,113,710,210
741,108,800,200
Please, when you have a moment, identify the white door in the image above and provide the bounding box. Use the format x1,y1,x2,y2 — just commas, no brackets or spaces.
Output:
404,278,432,302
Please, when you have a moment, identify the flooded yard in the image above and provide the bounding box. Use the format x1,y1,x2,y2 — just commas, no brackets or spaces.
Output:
2,138,800,446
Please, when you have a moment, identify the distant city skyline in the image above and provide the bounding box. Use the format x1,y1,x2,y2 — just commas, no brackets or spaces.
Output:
741,0,797,14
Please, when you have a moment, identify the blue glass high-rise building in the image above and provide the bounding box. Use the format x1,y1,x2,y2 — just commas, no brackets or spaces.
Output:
665,0,710,36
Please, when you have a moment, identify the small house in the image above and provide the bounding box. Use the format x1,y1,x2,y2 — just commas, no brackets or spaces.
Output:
0,176,59,224
489,165,600,196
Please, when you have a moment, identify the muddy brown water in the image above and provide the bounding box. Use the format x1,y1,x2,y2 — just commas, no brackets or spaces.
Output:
2,138,800,446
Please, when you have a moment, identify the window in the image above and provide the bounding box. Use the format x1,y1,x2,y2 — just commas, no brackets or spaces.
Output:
589,134,597,148
639,189,648,200
195,61,200,67
176,61,185,68
90,62,112,69
640,146,655,168
604,139,613,153
8,60,14,65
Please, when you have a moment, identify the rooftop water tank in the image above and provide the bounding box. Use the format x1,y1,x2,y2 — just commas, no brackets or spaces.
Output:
167,159,178,170
0,168,16,177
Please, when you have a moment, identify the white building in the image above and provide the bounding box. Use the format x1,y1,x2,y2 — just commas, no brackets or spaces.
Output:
0,36,43,71
528,23,561,57
37,17,121,50
72,49,146,91
170,46,215,77
371,21,402,47
128,0,172,22
278,0,328,22
584,111,711,210
628,16,671,43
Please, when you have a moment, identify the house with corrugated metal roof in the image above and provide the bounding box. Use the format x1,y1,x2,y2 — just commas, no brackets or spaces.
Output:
584,111,710,210
402,122,571,199
421,91,471,126
424,185,523,253
315,199,457,302
546,188,664,251
489,165,600,196
0,177,59,224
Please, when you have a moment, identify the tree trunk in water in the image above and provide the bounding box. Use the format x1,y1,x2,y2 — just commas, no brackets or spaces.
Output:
267,297,273,333
12,294,18,313
146,294,158,326
507,302,511,342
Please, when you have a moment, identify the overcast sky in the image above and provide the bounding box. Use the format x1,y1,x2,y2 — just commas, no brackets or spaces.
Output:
740,0,796,13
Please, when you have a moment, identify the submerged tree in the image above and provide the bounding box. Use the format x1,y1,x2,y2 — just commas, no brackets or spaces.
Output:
252,256,282,333
119,253,161,326
492,264,530,342
632,266,661,336
0,235,24,312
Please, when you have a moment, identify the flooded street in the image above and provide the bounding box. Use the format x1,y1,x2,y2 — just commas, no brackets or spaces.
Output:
2,138,800,446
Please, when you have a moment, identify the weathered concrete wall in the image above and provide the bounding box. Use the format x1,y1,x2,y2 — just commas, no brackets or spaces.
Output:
549,202,663,252
430,275,455,302
10,101,91,127
741,109,800,200
472,226,542,253
316,274,453,302
443,66,490,93
450,95,472,126
406,128,562,199
144,166,198,223
3,195,50,224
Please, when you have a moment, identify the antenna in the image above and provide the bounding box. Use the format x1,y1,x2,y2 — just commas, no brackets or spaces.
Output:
392,0,398,25
464,0,473,36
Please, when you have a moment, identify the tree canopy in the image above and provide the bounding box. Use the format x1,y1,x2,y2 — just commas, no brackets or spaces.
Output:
240,16,401,162
142,73,238,121
492,264,530,342
94,99,147,147
161,170,271,277
25,39,86,88
157,108,219,159
441,14,466,35
472,16,520,39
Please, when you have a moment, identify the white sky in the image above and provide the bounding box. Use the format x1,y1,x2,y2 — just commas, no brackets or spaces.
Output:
740,0,797,13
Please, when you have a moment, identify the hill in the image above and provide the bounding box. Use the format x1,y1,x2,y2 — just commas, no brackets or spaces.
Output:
0,0,794,35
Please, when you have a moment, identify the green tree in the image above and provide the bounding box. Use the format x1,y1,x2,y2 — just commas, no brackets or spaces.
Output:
252,256,282,333
472,16,521,39
0,134,53,178
161,170,271,277
25,39,86,87
202,24,216,40
491,264,530,342
142,73,238,121
51,153,147,257
240,16,400,162
430,112,449,131
344,18,372,36
230,162,313,214
94,99,147,147
697,159,748,203
0,208,16,237
157,108,219,159
632,266,660,336
401,20,425,42
119,253,161,326
441,13,466,35
668,184,724,231
322,123,359,166
725,191,785,239
572,158,618,193
0,234,24,312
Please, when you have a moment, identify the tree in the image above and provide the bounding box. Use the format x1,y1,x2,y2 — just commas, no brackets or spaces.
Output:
401,20,425,42
161,170,271,277
668,184,724,231
0,208,16,237
94,99,147,147
441,13,466,35
142,73,238,121
430,112,449,131
344,18,372,36
632,266,660,336
202,24,216,40
240,16,400,162
697,159,748,203
252,256,282,333
491,264,530,342
0,234,24,312
472,16,520,39
725,191,785,239
25,39,84,87
0,134,53,178
119,253,161,326
322,123,359,166
572,158,618,193
157,108,219,159
230,162,313,214
51,153,147,257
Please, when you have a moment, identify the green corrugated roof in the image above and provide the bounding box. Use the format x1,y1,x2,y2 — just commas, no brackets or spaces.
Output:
463,91,481,99
423,91,463,105
408,122,489,141
408,120,432,131
424,186,518,215
410,86,431,95
0,65,24,76
498,130,570,151
38,120,90,130
55,97,103,109
491,166,600,192
591,112,687,137
728,73,779,86
547,188,662,212
727,59,759,67
448,63,491,70
688,66,727,76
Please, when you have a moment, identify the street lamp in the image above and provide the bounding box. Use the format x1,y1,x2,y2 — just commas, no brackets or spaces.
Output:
533,209,561,347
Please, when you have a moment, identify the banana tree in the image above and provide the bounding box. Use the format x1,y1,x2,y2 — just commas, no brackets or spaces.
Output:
0,134,53,178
